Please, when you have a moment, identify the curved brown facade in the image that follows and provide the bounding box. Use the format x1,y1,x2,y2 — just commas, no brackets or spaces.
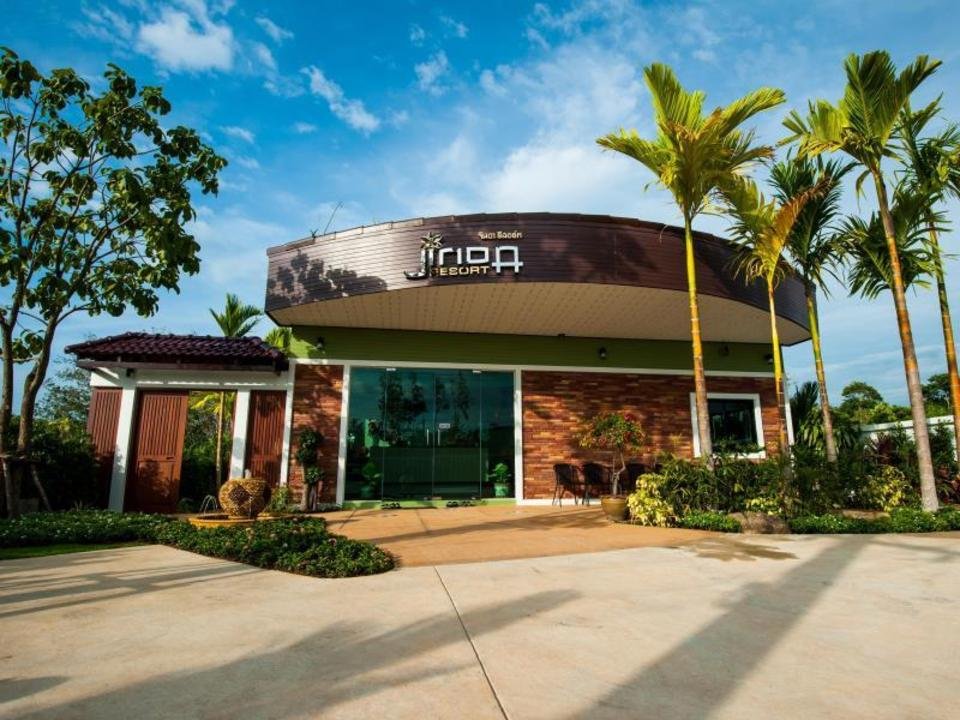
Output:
265,212,810,344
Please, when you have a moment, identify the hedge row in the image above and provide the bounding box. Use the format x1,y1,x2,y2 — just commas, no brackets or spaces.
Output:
788,507,960,534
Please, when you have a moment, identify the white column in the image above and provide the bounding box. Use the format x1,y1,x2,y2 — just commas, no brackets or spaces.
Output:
108,386,137,512
513,368,524,502
278,365,296,487
335,365,351,505
229,389,252,478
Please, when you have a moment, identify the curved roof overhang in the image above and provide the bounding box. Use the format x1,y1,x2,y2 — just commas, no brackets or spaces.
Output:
264,212,810,346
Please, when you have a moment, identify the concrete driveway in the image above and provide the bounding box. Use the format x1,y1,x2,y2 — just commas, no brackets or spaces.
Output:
1,533,958,719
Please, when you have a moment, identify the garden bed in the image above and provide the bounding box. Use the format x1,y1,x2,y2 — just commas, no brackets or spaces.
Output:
0,510,394,577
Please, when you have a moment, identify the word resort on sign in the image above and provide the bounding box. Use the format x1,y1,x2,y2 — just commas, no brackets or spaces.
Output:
404,232,524,280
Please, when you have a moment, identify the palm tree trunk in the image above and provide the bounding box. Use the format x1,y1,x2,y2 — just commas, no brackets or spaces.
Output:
873,172,938,511
215,391,225,490
767,284,790,459
684,216,713,466
805,284,838,463
927,223,960,464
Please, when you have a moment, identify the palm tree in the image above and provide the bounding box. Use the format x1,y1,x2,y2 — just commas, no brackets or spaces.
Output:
264,326,292,354
895,101,960,457
783,50,942,511
721,175,822,460
205,294,263,489
597,63,785,465
769,154,851,463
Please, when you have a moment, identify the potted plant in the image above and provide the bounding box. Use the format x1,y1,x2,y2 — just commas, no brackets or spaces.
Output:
295,429,324,511
360,461,380,500
578,411,646,520
486,462,512,498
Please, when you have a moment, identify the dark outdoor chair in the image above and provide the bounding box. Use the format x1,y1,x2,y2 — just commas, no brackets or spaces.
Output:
580,462,612,505
625,462,647,489
552,463,580,507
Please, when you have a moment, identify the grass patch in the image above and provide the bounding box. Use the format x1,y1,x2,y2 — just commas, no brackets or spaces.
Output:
0,542,144,560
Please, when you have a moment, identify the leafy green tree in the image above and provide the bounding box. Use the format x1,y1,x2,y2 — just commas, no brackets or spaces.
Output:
36,357,90,428
264,326,292,354
210,293,262,338
783,50,942,510
0,50,226,517
770,154,851,463
202,294,262,489
597,63,784,464
922,373,951,416
722,175,821,460
895,100,960,454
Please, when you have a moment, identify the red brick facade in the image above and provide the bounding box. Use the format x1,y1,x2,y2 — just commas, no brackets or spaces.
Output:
520,371,781,499
288,364,343,503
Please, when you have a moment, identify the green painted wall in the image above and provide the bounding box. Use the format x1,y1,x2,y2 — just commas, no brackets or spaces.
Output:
288,326,775,373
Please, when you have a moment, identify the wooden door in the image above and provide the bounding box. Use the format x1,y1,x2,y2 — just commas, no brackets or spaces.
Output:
245,391,286,487
87,388,122,508
127,390,189,513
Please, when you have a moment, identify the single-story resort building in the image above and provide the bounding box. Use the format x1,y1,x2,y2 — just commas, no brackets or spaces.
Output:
70,212,808,512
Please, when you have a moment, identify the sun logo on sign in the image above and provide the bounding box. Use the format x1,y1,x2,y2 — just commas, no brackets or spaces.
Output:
405,232,445,279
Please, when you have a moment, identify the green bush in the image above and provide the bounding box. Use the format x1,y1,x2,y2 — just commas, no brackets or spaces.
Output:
789,507,960,534
0,510,169,547
626,473,674,526
154,516,394,578
857,466,915,511
677,511,742,533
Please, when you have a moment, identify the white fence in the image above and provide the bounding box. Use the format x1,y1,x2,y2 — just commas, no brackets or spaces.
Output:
860,415,957,451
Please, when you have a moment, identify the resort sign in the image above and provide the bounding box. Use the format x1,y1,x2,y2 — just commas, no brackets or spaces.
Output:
404,232,524,279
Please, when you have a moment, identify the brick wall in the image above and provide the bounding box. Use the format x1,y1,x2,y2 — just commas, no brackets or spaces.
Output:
288,364,343,503
520,371,781,499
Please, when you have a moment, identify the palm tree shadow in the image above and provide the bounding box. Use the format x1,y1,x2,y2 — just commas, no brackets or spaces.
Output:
566,537,868,719
8,588,578,720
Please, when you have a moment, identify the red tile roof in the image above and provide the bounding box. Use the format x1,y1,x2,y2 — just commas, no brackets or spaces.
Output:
66,333,288,371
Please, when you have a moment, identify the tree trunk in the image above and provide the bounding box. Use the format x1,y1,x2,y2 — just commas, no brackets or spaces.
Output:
215,391,225,490
1,322,17,517
767,284,790,460
805,284,838,463
15,328,57,517
684,217,713,466
873,172,938,511
927,223,960,465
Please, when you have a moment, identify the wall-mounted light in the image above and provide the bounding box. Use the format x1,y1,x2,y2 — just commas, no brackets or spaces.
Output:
719,344,731,357
598,346,608,361
315,336,325,352
764,353,774,365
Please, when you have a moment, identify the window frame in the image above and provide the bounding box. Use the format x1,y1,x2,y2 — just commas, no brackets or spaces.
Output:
689,392,766,459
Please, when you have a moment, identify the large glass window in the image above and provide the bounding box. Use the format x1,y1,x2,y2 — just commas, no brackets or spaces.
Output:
345,367,515,501
707,397,760,453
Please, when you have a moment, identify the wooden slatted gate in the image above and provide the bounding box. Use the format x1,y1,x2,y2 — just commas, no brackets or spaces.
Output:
87,388,122,508
245,390,286,487
126,390,189,513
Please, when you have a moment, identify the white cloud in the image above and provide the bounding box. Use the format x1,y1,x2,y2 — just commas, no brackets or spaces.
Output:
409,23,426,45
222,125,255,143
255,15,293,43
441,15,468,38
263,74,304,98
389,110,410,127
73,5,134,44
293,122,318,134
252,42,277,71
137,6,235,72
479,68,507,96
233,156,260,170
301,66,381,133
415,51,451,95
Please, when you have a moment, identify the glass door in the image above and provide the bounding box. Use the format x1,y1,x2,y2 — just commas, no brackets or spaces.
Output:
380,369,433,499
432,370,483,498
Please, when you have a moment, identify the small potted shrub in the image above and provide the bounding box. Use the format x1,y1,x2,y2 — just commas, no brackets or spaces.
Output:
486,462,512,498
578,411,646,521
360,461,380,500
296,429,324,511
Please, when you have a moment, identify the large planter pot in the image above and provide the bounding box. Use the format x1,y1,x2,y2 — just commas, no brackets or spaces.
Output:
218,477,269,519
600,496,629,521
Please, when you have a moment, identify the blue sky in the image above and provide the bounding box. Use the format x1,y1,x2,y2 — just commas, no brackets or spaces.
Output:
6,0,960,404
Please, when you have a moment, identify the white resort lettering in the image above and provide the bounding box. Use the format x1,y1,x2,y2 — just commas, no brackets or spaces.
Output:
404,232,524,280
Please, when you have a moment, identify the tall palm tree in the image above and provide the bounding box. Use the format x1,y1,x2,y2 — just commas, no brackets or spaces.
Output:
783,50,942,510
769,154,851,463
721,175,822,460
204,294,263,489
597,63,785,464
895,101,960,456
264,326,293,354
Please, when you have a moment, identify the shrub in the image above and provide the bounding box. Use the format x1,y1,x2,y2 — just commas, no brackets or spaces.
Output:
154,516,394,578
858,466,915,511
789,507,960,534
265,486,292,514
678,511,741,533
626,473,674,527
0,510,169,547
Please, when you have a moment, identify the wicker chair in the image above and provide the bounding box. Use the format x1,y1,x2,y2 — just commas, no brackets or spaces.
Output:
552,463,581,507
580,462,612,504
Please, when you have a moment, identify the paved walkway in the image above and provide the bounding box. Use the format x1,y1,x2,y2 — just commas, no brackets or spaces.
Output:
1,532,959,719
323,504,712,566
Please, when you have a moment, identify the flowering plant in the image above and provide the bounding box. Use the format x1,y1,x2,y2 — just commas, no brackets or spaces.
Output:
578,411,646,496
